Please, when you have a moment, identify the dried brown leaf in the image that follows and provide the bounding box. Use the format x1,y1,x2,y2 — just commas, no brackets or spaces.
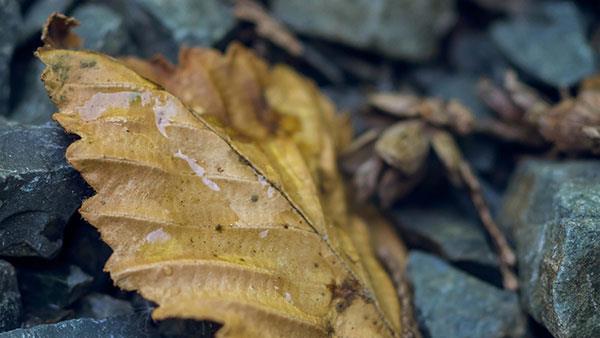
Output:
365,209,421,338
376,169,421,208
38,44,410,337
538,90,600,154
368,93,422,118
374,121,429,176
353,155,383,202
234,0,303,56
41,12,81,50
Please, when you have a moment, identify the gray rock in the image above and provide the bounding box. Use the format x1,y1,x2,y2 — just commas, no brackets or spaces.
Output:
273,0,456,61
414,70,500,173
19,0,74,43
9,59,55,124
415,70,494,120
64,220,112,291
19,264,92,311
0,315,159,338
72,4,132,56
75,293,134,319
0,0,21,115
491,2,596,87
136,0,234,47
0,123,89,258
501,160,600,338
394,206,498,268
449,31,508,79
0,260,21,331
407,251,526,338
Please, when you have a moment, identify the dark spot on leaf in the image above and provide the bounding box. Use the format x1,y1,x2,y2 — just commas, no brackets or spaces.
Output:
215,224,223,232
251,194,259,202
328,278,362,314
79,60,97,68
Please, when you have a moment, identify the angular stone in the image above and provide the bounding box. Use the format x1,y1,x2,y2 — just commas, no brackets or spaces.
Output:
0,260,21,331
407,251,526,338
449,31,508,78
394,205,498,269
63,220,112,291
415,70,494,119
136,0,234,47
72,4,132,56
491,2,596,87
501,160,600,338
75,293,133,319
0,315,159,337
9,59,56,124
18,264,93,310
0,123,89,258
273,0,456,61
0,0,20,115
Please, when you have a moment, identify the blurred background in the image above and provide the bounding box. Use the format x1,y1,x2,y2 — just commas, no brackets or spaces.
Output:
1,0,599,337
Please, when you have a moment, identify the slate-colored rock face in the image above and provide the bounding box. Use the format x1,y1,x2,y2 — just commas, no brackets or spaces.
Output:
407,251,525,338
272,0,456,61
136,0,234,47
491,2,596,87
394,206,498,268
0,123,89,258
18,264,93,310
0,315,159,338
8,59,56,124
72,4,132,56
0,0,20,115
75,293,134,319
501,160,600,338
0,260,21,331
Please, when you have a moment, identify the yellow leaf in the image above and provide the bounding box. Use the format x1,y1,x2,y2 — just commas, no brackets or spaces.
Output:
38,47,407,337
374,121,429,176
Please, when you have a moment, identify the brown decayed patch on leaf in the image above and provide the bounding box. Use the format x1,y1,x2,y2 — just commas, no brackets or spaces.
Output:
37,41,412,337
41,12,81,50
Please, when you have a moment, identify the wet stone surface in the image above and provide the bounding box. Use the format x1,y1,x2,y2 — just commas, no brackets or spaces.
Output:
71,4,132,56
135,0,234,54
407,251,526,338
0,260,21,332
501,160,600,338
74,293,134,320
272,0,457,60
0,0,20,115
0,123,90,258
8,59,56,124
18,264,93,311
0,314,159,338
394,205,499,279
491,2,597,87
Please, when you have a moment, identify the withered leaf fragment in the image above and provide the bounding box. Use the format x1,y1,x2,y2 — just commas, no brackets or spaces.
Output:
37,44,411,337
41,12,82,50
345,91,518,290
233,0,304,57
478,70,600,154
